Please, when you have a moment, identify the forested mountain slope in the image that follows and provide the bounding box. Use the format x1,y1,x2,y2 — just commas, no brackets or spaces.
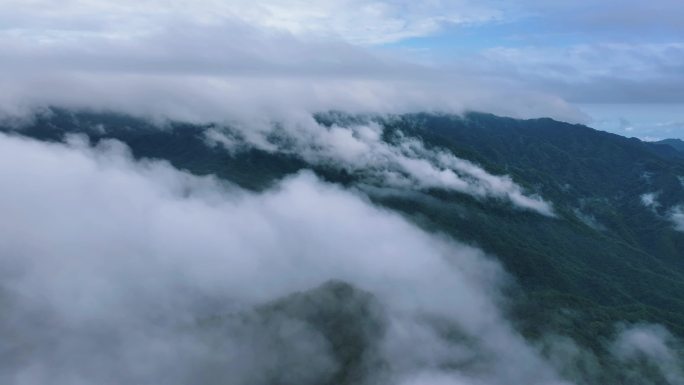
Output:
5,108,684,354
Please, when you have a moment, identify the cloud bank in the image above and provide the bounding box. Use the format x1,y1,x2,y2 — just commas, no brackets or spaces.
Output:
205,116,555,215
0,132,566,384
0,0,501,45
1,125,682,385
2,0,683,127
0,0,585,125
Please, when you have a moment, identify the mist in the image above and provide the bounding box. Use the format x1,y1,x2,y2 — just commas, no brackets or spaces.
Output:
0,132,565,384
640,192,684,232
671,206,684,232
203,116,555,215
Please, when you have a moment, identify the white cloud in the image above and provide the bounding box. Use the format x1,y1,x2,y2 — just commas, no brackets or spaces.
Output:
0,132,568,384
641,192,660,209
611,324,684,385
0,0,500,45
0,0,586,125
0,0,577,219
204,117,555,215
670,205,684,232
1,0,682,121
640,136,664,142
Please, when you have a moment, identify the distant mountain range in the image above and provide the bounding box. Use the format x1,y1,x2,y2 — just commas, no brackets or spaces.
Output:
654,138,684,154
4,108,684,375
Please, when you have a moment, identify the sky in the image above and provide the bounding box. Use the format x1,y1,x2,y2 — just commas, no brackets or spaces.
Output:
0,0,683,138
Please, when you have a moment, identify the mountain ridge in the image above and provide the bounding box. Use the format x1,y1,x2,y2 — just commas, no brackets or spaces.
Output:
655,138,684,154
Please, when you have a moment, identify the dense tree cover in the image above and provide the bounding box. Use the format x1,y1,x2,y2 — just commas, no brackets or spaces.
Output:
654,139,684,155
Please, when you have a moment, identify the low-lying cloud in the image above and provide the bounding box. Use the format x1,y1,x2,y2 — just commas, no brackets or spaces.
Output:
205,116,555,215
639,192,684,232
0,132,563,384
1,129,682,384
670,205,684,232
611,324,684,385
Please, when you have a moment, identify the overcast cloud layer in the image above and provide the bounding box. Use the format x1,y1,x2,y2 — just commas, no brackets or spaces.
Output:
1,0,682,141
639,192,684,233
0,0,591,124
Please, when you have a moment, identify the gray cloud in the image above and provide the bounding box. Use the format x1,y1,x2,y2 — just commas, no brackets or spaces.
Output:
0,133,567,384
0,0,504,45
0,1,586,125
1,1,683,383
475,43,684,104
1,0,683,121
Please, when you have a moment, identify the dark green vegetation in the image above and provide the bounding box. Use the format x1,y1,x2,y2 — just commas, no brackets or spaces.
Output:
196,281,386,385
654,139,684,156
5,108,684,359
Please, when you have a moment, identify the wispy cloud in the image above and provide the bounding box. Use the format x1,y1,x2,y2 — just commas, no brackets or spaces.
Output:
670,205,684,232
205,117,555,215
638,192,684,233
611,324,684,385
1,0,683,124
